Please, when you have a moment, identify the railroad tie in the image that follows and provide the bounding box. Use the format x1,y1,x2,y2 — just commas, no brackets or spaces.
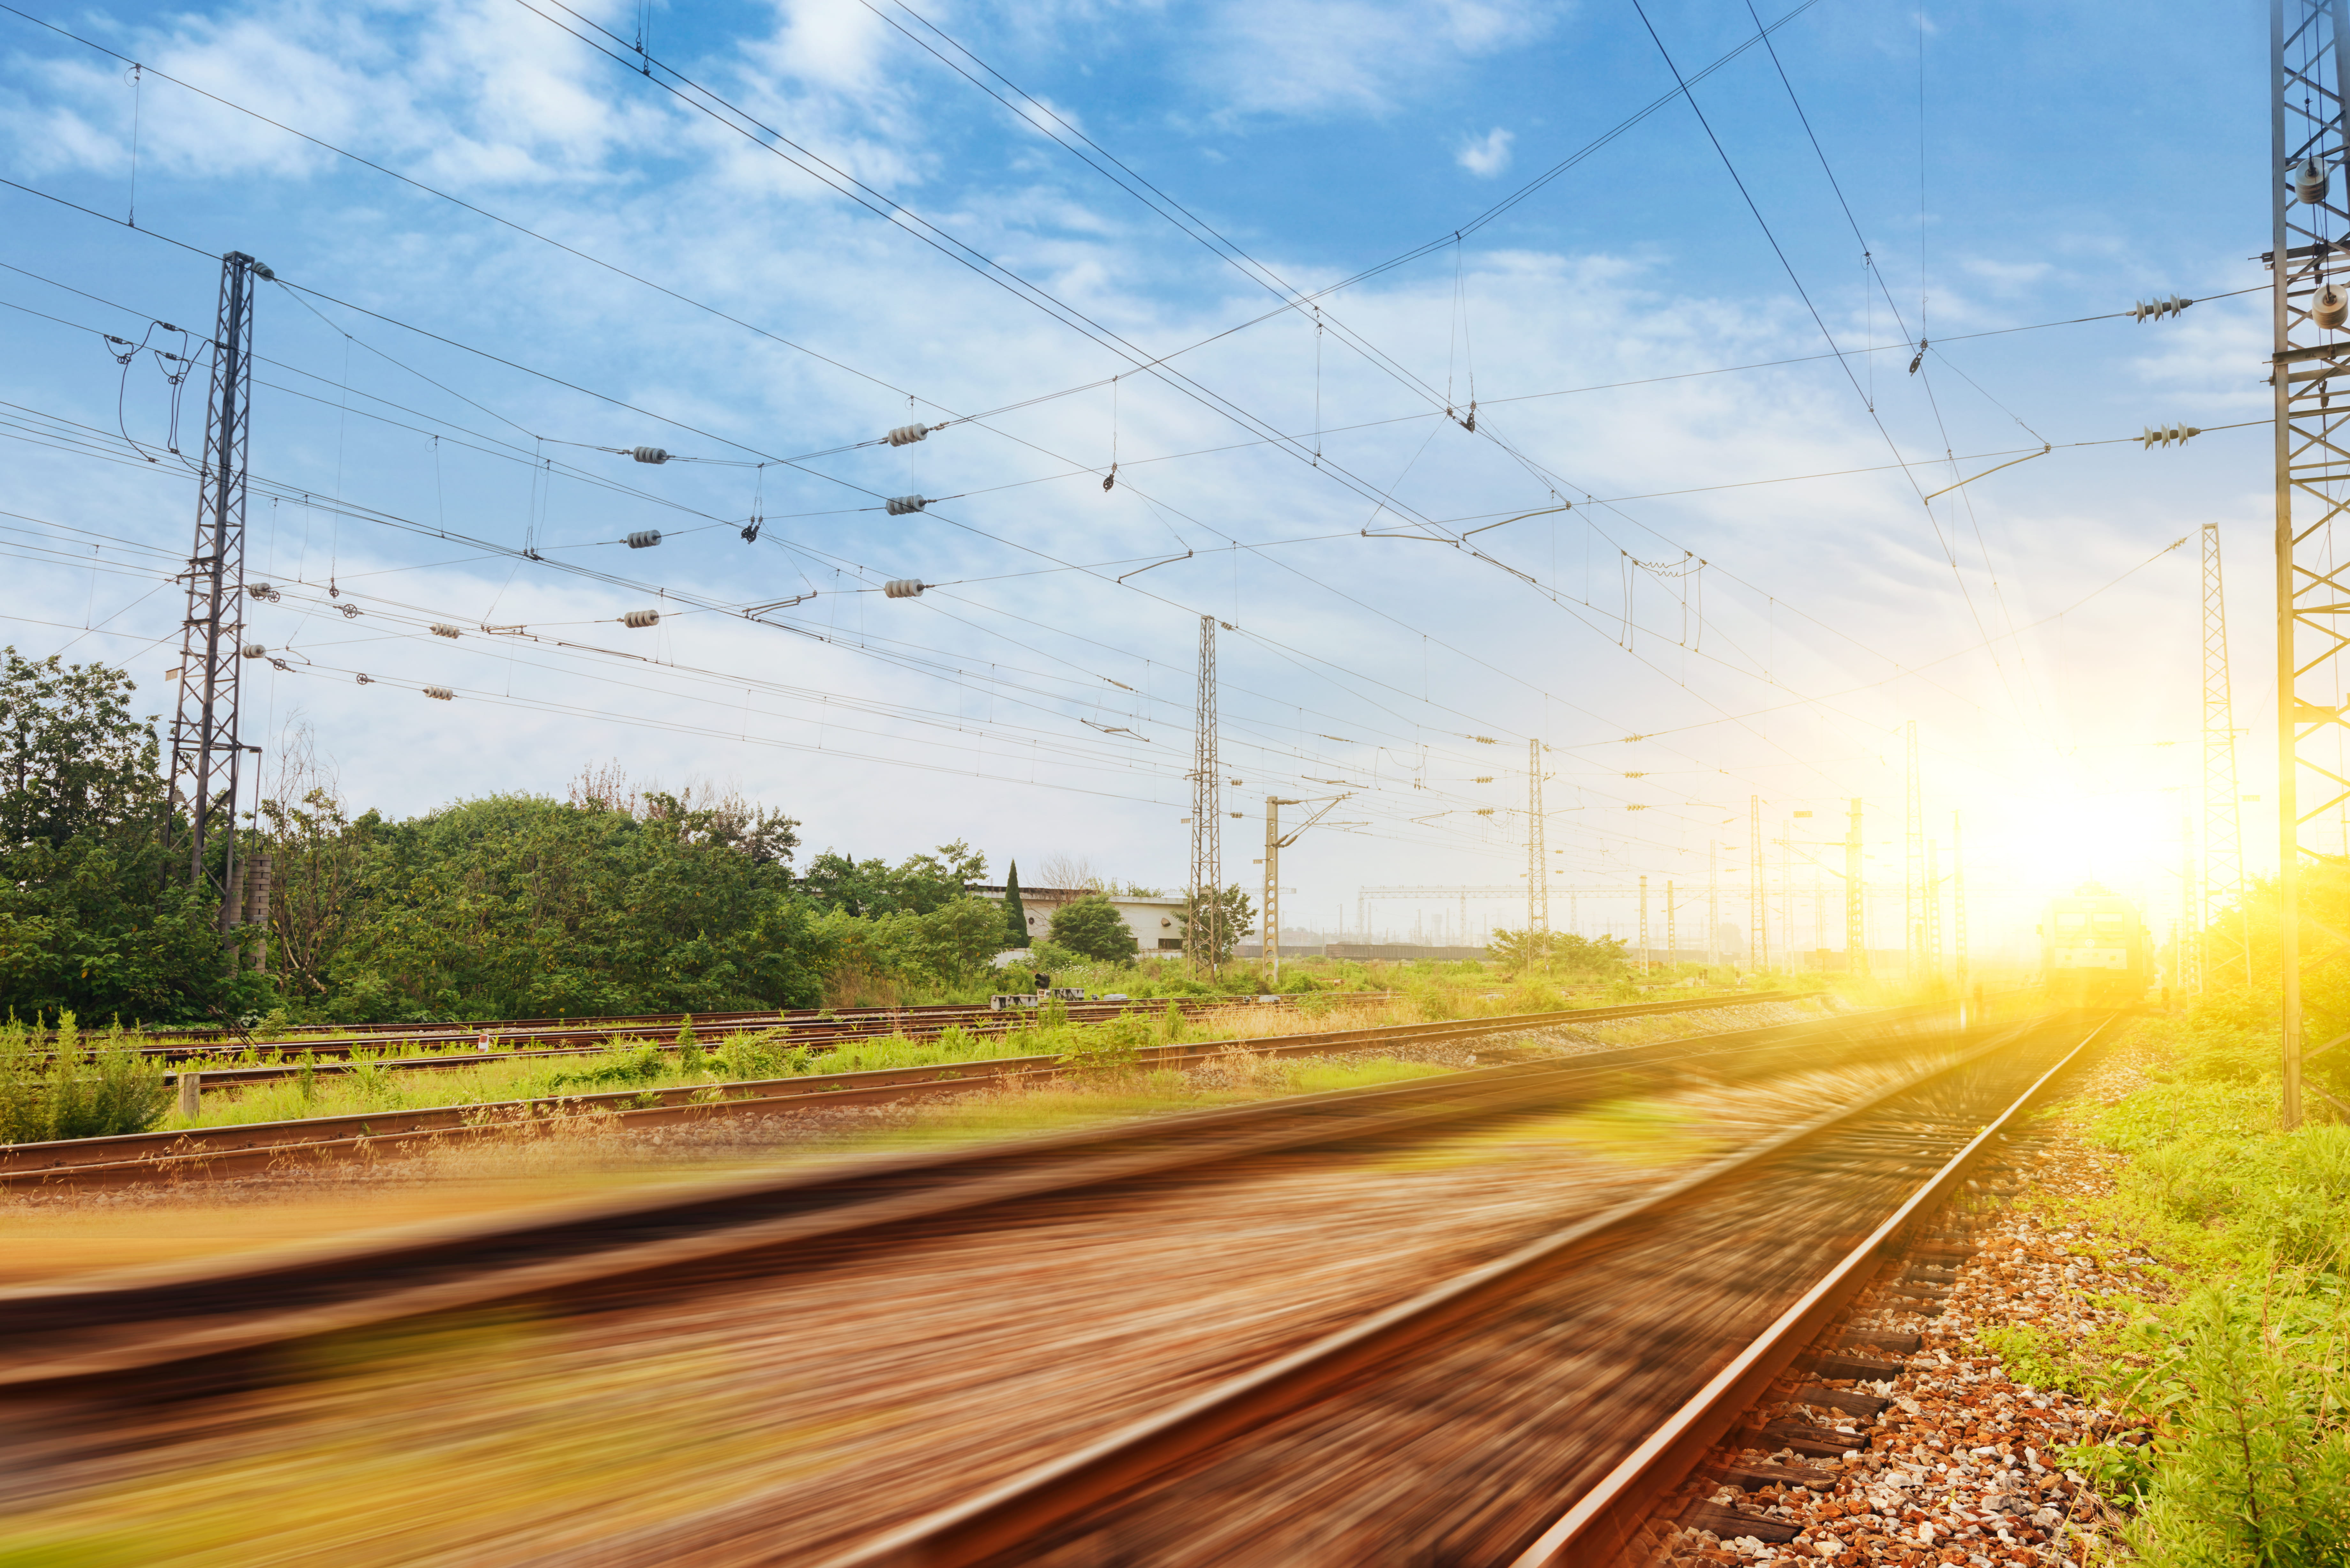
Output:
1789,1385,1888,1419
1703,1464,1836,1493
1676,1502,1802,1544
1758,1419,1862,1458
1802,1350,1903,1382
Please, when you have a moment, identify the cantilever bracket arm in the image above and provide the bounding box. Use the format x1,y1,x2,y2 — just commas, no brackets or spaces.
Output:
1921,442,2051,505
1117,548,1193,584
1275,793,1352,849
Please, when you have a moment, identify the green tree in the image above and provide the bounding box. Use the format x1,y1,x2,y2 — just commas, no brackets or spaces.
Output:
1002,858,1031,949
1050,894,1139,963
322,794,821,1020
799,840,986,917
921,896,1015,977
1178,884,1255,968
0,651,260,1023
0,649,162,848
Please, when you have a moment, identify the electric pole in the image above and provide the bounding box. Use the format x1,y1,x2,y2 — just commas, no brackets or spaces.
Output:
1639,873,1650,975
1188,615,1221,976
1952,811,1968,1002
1527,739,1548,938
166,250,269,949
2180,812,2201,996
1665,879,1677,975
1845,798,1866,976
2268,0,2350,1127
1748,795,1767,971
1707,840,1720,968
1259,794,1345,984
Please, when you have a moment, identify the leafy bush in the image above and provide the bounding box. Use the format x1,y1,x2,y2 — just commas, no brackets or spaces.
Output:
2114,1281,2350,1567
1048,895,1138,964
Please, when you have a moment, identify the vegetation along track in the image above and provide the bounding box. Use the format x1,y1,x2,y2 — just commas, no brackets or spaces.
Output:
815,1010,2111,1568
0,991,1808,1190
0,999,1944,1398
51,993,1343,1071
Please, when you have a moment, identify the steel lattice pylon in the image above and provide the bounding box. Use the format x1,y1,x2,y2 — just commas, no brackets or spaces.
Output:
165,251,267,936
2202,524,2248,988
1187,615,1221,974
2271,0,2350,1128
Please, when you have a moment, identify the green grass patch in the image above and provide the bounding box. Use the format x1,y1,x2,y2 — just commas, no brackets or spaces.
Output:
2015,997,2350,1566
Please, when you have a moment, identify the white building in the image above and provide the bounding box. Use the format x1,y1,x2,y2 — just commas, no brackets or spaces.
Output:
967,884,1188,954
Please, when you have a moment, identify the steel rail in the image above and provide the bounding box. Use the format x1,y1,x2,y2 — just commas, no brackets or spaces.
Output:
0,1001,1943,1393
0,991,1814,1187
1506,1012,2117,1566
813,1010,2065,1568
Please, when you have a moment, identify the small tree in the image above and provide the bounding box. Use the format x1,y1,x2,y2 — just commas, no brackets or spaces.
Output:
1002,859,1030,950
921,896,1016,979
1050,894,1139,963
1489,927,1553,975
1178,884,1255,969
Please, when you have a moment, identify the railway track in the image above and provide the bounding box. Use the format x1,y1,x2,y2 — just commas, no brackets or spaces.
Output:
0,999,2081,1568
0,991,1812,1190
0,997,1941,1391
815,1009,2108,1568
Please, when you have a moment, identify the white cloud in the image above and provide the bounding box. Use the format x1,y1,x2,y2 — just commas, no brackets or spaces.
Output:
1182,0,1557,119
1457,126,1513,177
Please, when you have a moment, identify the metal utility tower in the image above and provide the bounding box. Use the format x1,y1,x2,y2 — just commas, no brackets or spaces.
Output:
1188,615,1221,974
2269,0,2350,1127
1905,720,1925,980
1845,798,1867,975
2201,523,2248,987
166,251,269,940
1747,795,1767,971
1527,739,1548,935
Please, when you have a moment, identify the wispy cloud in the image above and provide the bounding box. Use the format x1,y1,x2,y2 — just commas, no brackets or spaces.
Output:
1457,126,1513,177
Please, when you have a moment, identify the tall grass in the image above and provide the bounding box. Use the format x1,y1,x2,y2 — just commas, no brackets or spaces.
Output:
2026,1001,2350,1565
0,1011,171,1143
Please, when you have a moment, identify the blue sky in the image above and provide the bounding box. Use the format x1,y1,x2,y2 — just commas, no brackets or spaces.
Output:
0,0,2281,958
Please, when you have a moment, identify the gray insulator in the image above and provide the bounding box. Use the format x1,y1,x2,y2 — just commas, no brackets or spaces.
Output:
2295,158,2332,205
2141,423,2201,450
885,495,928,516
883,578,927,599
886,423,931,447
247,582,280,601
626,530,664,549
356,673,374,685
430,623,462,639
630,446,670,464
240,644,266,659
622,609,660,629
2318,283,2350,331
423,685,455,701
